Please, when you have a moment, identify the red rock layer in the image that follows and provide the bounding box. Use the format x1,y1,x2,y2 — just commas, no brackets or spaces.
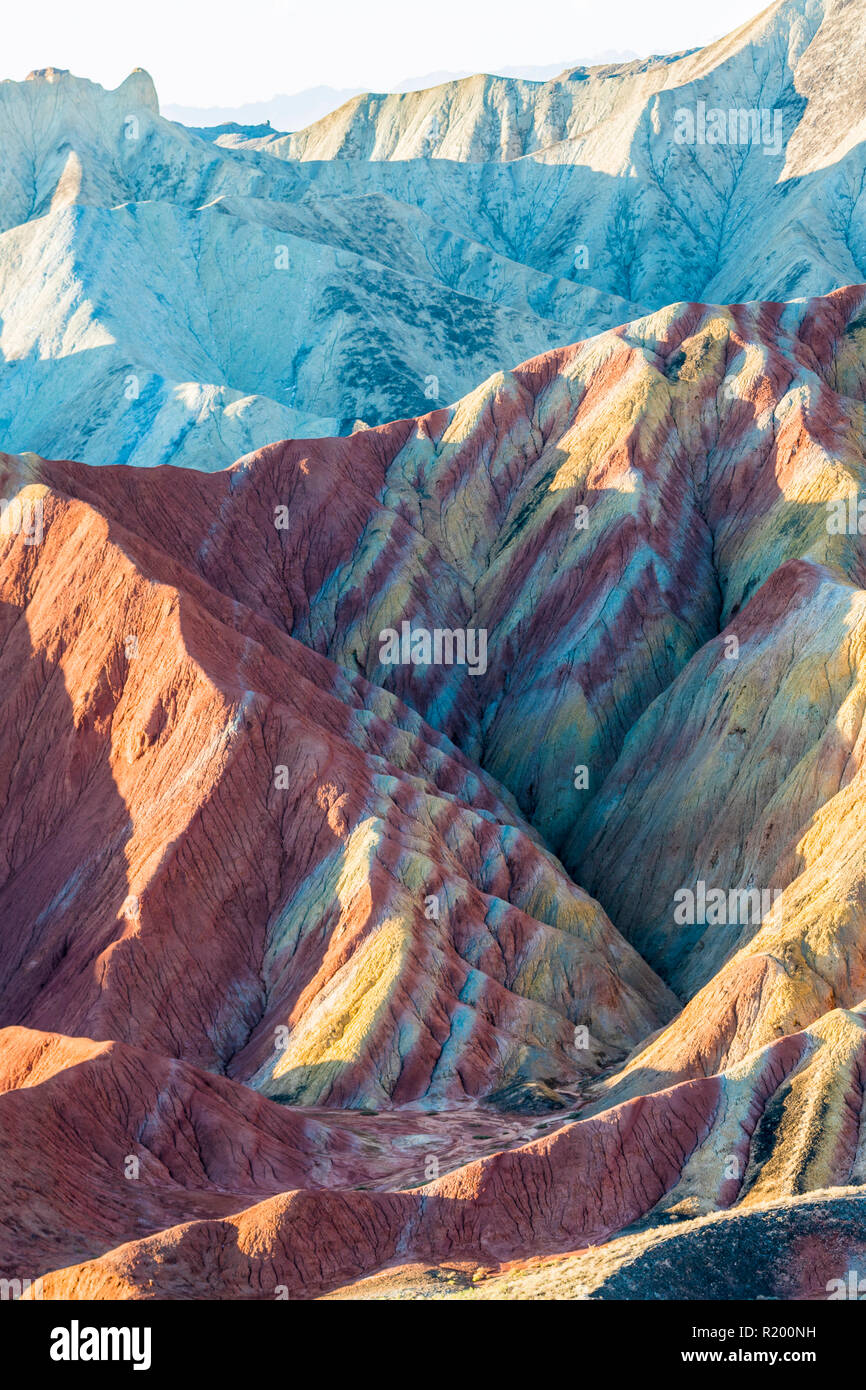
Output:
5,283,866,1298
0,447,673,1114
16,1005,866,1299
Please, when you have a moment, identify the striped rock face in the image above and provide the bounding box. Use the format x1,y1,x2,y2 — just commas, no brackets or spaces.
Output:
0,450,674,1112
5,281,866,1299
20,1009,866,1300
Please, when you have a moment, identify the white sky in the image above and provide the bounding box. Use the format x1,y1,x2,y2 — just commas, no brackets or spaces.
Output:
3,0,771,107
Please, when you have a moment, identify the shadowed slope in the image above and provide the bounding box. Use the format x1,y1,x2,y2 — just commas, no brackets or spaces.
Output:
8,286,866,1097
7,282,866,1298
0,449,674,1114
23,1004,866,1299
5,2,866,467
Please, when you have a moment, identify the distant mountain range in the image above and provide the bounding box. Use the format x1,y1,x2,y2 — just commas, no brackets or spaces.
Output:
162,54,639,132
4,0,866,1307
1,0,864,473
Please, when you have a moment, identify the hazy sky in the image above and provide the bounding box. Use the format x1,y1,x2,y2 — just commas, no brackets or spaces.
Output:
4,0,770,107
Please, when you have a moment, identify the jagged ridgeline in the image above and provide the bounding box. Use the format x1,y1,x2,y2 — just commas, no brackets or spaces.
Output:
6,277,866,1296
0,0,864,469
4,0,866,1307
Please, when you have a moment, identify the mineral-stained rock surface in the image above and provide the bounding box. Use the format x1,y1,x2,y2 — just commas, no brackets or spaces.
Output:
5,275,866,1297
0,441,673,1110
21,1007,866,1299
